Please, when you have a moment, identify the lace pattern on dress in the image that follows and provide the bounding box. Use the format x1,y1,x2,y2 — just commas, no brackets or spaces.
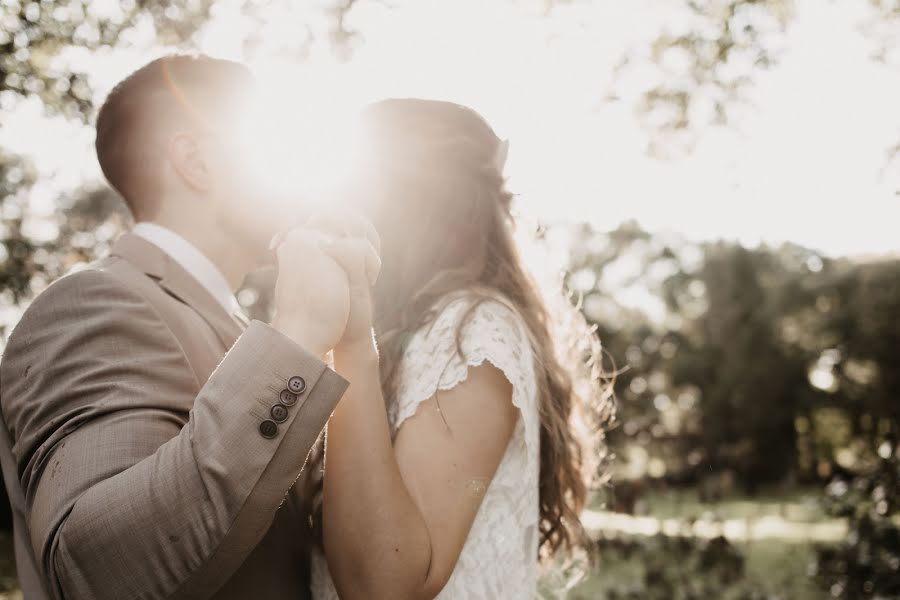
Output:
311,290,541,599
389,292,539,464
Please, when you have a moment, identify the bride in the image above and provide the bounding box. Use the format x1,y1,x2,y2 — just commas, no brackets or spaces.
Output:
305,98,607,599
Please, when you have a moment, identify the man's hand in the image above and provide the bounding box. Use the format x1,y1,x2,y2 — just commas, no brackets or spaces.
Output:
306,210,381,353
271,227,351,357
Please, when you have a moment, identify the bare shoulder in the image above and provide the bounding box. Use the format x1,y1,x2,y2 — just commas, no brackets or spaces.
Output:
404,342,519,442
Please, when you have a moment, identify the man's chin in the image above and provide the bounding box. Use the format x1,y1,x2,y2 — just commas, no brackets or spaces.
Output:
226,221,278,269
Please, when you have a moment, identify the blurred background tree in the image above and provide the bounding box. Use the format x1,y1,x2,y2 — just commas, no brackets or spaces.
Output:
562,220,900,598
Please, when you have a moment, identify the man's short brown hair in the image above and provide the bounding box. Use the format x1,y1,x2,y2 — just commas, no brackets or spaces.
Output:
94,54,253,219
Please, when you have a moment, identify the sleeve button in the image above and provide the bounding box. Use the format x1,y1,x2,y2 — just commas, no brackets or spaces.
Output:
259,420,278,438
287,376,306,394
279,389,298,406
271,404,289,423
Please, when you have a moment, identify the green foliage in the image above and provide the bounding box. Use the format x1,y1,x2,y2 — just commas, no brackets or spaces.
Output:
605,0,900,157
621,0,794,155
667,242,812,486
0,156,130,341
0,0,216,121
566,221,900,492
554,486,830,599
562,532,795,600
0,152,38,306
0,0,370,122
814,443,900,599
600,534,745,600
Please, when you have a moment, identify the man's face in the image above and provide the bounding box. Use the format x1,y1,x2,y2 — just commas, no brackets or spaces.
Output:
202,90,291,258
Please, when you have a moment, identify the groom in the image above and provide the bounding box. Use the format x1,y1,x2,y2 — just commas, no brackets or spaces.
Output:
0,55,370,599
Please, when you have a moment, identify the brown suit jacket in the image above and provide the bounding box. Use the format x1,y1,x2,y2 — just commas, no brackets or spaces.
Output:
0,232,348,600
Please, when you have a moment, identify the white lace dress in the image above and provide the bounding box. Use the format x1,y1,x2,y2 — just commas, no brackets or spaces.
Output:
310,291,541,599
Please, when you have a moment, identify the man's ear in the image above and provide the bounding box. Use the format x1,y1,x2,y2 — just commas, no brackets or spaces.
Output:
168,132,211,192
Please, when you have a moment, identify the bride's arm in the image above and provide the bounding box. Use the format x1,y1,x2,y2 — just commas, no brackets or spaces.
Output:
324,337,518,600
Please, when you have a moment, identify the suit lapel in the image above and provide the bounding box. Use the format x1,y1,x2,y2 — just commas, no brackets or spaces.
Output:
110,233,243,348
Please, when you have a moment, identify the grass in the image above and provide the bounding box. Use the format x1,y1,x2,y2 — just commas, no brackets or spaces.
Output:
627,487,828,522
567,536,822,600
556,487,834,599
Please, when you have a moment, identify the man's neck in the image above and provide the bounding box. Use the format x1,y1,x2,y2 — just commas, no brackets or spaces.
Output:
136,217,256,291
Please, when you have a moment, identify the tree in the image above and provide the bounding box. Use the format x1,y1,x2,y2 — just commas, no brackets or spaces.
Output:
601,0,900,167
565,218,900,492
618,0,794,156
0,1,216,121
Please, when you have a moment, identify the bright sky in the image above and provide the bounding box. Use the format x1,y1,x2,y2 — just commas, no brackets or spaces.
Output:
2,0,898,257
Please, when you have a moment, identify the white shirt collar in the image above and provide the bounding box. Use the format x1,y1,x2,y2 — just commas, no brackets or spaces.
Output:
132,222,243,316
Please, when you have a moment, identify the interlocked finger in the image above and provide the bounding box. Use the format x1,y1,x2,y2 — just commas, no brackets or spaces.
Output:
305,207,381,255
321,236,381,288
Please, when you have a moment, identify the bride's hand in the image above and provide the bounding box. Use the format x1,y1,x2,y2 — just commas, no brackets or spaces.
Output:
306,209,381,353
270,226,350,357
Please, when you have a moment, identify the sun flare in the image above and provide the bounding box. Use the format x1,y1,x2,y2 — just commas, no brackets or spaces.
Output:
232,62,370,205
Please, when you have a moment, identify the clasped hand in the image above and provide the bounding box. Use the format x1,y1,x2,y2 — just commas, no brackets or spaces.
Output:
270,209,382,358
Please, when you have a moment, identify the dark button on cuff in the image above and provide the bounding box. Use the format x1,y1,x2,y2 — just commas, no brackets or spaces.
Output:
271,403,289,423
259,420,278,438
279,389,298,406
287,376,306,394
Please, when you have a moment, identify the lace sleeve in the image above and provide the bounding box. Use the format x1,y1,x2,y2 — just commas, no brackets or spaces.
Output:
313,293,542,600
388,293,540,465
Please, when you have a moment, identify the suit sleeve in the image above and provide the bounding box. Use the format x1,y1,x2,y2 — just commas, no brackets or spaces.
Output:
0,268,349,600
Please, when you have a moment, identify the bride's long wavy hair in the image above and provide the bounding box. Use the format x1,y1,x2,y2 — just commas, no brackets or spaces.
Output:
303,99,614,560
